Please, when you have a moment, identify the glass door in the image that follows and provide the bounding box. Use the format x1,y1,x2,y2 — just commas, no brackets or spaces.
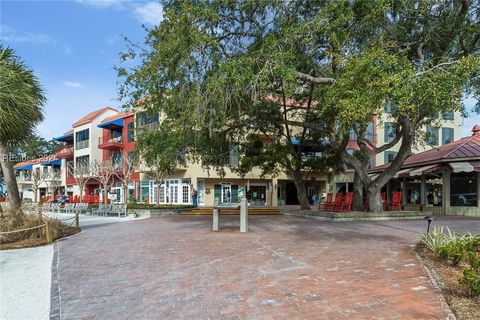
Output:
221,184,232,204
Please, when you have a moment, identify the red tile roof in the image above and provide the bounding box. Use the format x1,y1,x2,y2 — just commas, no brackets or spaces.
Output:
64,129,73,135
101,110,134,123
72,107,118,127
370,125,480,172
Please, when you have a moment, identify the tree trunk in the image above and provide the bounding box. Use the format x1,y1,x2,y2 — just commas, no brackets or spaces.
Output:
0,142,22,210
352,171,364,211
124,185,128,204
366,186,383,212
291,170,310,210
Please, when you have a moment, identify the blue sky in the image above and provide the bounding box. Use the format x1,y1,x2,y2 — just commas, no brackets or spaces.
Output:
1,0,163,139
1,0,479,140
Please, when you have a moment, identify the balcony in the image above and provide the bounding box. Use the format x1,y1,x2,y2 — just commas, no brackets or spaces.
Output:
98,136,123,150
137,122,159,132
56,145,74,159
16,173,32,184
75,139,89,150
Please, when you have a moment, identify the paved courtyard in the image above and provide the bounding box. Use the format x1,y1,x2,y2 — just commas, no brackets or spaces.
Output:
53,215,480,319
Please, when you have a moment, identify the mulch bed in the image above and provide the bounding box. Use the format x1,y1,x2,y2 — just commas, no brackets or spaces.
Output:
0,227,80,250
417,246,480,320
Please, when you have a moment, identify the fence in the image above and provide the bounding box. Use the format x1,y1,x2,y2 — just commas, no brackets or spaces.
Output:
0,213,80,244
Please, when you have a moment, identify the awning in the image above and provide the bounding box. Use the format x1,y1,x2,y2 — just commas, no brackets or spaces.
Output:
14,164,33,171
98,118,124,130
449,162,475,173
408,164,441,177
53,132,74,142
41,159,62,166
394,168,413,178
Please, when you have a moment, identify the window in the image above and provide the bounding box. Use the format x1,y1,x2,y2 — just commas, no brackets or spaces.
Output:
426,126,439,146
127,122,135,142
75,129,89,150
442,127,454,145
136,111,159,126
112,151,121,169
229,144,239,167
182,185,190,204
450,173,477,207
75,155,89,170
384,122,396,143
442,111,454,121
385,99,397,113
384,151,397,164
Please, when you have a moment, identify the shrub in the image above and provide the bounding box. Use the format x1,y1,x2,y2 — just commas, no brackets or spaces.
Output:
439,239,466,267
419,226,447,254
460,266,480,297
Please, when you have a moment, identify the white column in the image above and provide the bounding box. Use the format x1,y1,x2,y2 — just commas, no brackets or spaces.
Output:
442,170,451,215
213,208,220,231
240,197,248,233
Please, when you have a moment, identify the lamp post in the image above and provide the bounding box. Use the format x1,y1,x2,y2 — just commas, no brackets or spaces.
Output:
423,216,434,233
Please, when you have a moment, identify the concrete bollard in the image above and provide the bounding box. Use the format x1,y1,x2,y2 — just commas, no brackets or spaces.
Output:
240,197,248,233
213,208,220,231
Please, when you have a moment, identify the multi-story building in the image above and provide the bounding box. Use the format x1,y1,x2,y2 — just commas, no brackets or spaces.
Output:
13,106,462,206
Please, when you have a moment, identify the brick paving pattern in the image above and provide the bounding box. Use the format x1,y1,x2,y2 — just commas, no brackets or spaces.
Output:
53,216,480,319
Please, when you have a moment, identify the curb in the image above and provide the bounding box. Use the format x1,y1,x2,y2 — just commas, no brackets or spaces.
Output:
416,253,456,320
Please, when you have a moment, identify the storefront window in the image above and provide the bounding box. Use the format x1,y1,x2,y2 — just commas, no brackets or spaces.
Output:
406,180,421,204
141,181,149,203
450,173,477,206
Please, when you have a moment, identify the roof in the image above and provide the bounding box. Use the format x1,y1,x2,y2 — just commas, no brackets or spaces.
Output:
370,125,480,173
72,107,118,127
64,129,73,134
100,111,134,123
13,154,61,169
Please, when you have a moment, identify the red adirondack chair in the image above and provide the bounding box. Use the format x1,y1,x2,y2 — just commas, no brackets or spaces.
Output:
387,192,403,211
318,193,333,211
381,192,387,210
333,193,344,212
341,192,353,211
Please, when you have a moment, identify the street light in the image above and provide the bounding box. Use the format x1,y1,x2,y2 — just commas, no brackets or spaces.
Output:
424,216,434,233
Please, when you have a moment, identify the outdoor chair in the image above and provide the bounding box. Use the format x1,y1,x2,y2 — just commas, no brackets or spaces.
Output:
387,192,403,211
74,203,88,214
341,192,353,211
318,193,333,211
333,193,344,212
92,204,106,215
112,204,127,218
64,203,75,213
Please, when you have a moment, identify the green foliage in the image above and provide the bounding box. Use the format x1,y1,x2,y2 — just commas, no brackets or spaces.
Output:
0,44,45,145
420,228,480,297
419,226,448,254
460,264,480,297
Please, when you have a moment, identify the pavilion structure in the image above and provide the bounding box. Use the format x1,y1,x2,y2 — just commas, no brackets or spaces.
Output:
369,125,480,216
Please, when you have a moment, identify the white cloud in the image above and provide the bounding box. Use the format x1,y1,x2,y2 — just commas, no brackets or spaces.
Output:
134,2,163,26
63,81,84,88
75,0,126,8
1,25,56,45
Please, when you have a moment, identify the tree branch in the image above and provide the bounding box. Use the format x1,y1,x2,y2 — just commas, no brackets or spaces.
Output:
296,71,335,85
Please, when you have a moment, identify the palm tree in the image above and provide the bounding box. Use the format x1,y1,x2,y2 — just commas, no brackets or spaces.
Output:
0,44,45,210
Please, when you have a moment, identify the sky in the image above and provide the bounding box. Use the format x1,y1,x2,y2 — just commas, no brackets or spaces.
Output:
1,0,479,140
1,0,163,139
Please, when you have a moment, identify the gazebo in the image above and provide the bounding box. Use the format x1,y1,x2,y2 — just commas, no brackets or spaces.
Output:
369,125,480,216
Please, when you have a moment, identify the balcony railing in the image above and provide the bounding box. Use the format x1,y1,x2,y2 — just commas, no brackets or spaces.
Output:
98,136,123,149
137,122,159,132
75,140,89,150
57,146,74,158
16,174,32,183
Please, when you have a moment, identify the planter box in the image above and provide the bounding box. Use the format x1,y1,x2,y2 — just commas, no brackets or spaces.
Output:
282,209,426,222
128,208,192,218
